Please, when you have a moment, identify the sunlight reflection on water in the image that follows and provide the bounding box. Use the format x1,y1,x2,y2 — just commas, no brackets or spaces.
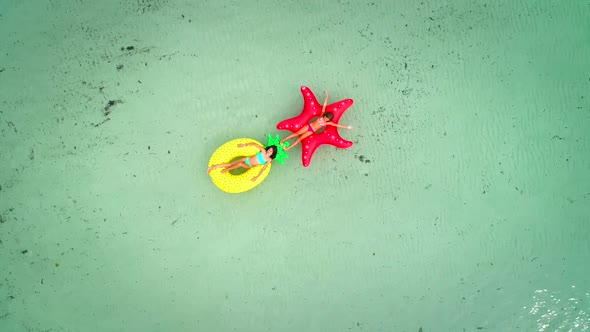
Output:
523,286,589,332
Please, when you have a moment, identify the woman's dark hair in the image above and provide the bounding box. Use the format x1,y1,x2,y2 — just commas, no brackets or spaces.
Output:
323,112,334,121
265,145,278,159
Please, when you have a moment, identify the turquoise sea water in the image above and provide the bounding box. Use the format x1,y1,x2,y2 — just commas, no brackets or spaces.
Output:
1,0,589,331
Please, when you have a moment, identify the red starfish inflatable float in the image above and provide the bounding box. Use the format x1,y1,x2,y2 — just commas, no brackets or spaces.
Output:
276,86,354,167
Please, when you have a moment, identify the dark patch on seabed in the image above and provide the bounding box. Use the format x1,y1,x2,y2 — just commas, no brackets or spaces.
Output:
0,207,14,224
133,0,169,13
354,153,371,163
91,99,123,127
102,99,122,117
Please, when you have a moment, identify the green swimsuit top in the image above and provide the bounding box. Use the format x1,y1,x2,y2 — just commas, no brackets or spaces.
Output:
256,152,267,165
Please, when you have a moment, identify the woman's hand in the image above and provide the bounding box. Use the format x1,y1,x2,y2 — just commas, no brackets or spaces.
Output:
347,125,353,130
251,177,258,182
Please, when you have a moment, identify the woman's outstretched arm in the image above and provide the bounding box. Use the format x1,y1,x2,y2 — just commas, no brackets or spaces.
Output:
321,90,329,113
252,163,269,182
327,122,353,129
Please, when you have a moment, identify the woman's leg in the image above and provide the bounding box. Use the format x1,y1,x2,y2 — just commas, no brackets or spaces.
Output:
208,158,247,174
220,161,249,173
281,126,308,144
284,132,312,151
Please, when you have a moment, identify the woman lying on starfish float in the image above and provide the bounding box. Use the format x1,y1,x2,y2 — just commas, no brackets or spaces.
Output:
207,143,278,182
280,90,353,151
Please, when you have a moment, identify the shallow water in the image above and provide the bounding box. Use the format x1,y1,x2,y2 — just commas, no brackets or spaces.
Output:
1,0,589,331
